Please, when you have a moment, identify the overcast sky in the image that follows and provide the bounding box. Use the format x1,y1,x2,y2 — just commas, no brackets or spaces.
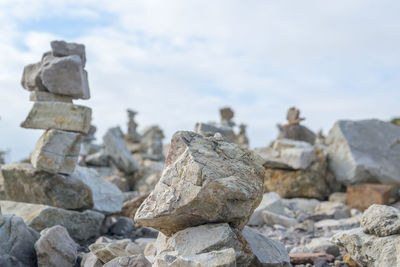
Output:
1,1,399,162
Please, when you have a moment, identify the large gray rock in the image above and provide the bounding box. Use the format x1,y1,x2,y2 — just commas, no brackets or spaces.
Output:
0,214,39,267
34,225,77,267
154,223,254,266
41,55,90,99
21,62,46,91
103,127,141,174
21,102,92,134
29,91,73,103
31,129,82,175
135,131,265,236
0,200,104,242
242,226,290,267
327,119,400,185
331,228,400,267
72,166,123,214
278,124,316,145
361,204,400,237
1,163,93,210
103,255,151,267
51,40,86,67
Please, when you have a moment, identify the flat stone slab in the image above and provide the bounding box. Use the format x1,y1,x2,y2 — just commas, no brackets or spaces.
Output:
21,102,92,134
0,200,104,242
1,163,93,210
30,91,73,103
31,129,82,175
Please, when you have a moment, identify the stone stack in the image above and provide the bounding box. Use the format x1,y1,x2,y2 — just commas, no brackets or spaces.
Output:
134,131,290,266
0,41,123,252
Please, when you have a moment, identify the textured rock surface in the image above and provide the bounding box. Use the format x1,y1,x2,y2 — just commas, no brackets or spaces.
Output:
0,200,104,242
81,252,103,267
72,166,123,214
41,55,90,99
154,223,254,266
264,147,335,200
34,225,77,267
51,40,86,67
21,62,46,91
361,204,400,237
104,127,141,174
89,239,142,264
1,163,93,210
242,226,290,266
280,146,316,170
331,228,400,267
30,91,73,103
31,129,82,175
103,255,151,267
21,102,92,134
346,183,392,211
327,119,400,185
135,131,264,236
0,214,39,267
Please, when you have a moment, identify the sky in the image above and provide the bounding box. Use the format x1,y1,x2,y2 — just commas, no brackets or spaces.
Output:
0,0,399,162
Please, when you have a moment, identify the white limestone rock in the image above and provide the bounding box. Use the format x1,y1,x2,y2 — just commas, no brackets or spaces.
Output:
361,204,400,237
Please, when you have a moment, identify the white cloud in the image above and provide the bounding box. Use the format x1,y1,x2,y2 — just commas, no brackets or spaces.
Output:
0,0,400,162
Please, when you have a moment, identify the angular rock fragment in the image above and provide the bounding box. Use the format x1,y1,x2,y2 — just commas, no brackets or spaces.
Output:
327,119,400,185
29,91,73,103
89,239,142,264
346,183,392,211
103,127,141,174
361,204,400,237
72,166,123,214
21,62,46,91
31,129,82,175
1,163,93,210
103,255,151,267
0,200,104,242
194,122,235,142
51,40,86,67
34,225,78,267
135,131,264,236
0,214,39,267
41,55,90,99
21,102,92,134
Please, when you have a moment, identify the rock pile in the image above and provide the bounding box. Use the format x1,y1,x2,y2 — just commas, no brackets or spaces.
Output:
135,131,290,266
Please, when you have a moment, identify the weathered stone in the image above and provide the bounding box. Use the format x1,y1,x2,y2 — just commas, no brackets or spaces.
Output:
0,200,104,242
328,192,347,204
81,252,103,267
242,226,290,266
41,55,90,99
140,125,165,161
311,202,351,221
30,91,73,103
194,122,235,142
289,253,334,265
154,223,254,266
1,163,93,210
109,217,134,236
327,119,400,185
21,62,46,91
105,175,130,192
262,211,298,228
331,228,400,267
86,149,110,167
0,214,39,267
282,198,321,214
135,131,264,236
103,255,151,267
253,146,293,169
133,162,163,193
248,192,282,226
72,166,123,214
154,248,236,267
89,239,142,264
278,124,316,145
280,146,316,170
31,129,82,175
361,204,400,237
21,102,92,134
264,147,335,200
51,40,86,67
0,255,26,267
34,225,77,267
346,183,393,211
104,127,141,174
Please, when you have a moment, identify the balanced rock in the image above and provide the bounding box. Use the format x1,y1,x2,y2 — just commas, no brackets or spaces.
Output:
34,225,78,267
41,55,90,99
1,163,93,210
0,214,39,267
72,166,123,214
29,91,73,103
361,204,400,237
104,127,141,174
331,228,400,267
21,62,46,91
135,131,264,236
31,129,82,175
154,223,254,266
0,200,104,242
194,122,235,142
21,102,92,134
327,119,400,185
51,40,86,67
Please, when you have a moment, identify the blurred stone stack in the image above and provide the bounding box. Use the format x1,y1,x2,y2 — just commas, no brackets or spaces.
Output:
134,131,290,266
0,41,125,266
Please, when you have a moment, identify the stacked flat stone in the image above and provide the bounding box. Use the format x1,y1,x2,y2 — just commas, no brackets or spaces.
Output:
21,40,92,175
